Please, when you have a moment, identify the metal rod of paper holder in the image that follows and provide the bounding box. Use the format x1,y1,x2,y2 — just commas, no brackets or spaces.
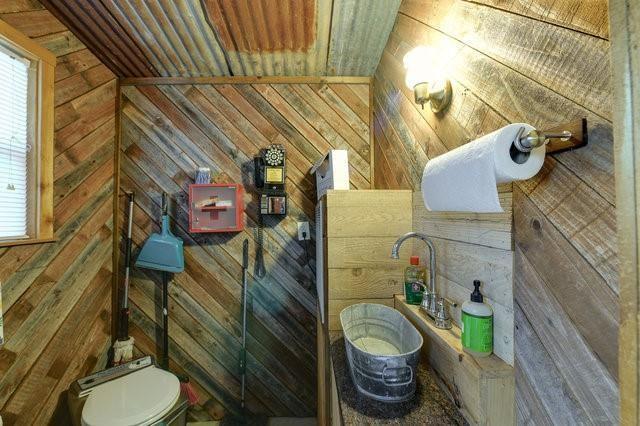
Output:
513,118,588,154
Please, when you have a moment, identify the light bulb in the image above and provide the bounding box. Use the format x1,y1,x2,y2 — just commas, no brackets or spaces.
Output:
403,46,434,89
403,45,453,112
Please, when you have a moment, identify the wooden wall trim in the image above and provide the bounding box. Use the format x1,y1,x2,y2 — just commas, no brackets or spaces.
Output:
610,0,640,423
37,59,55,241
111,78,121,341
0,237,57,248
0,18,56,65
369,78,375,187
120,76,373,86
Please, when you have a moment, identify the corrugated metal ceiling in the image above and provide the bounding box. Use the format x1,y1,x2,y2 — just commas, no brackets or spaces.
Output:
38,0,401,77
203,0,332,75
328,0,401,75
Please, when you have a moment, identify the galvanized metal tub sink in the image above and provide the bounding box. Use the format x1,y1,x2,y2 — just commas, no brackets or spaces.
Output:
340,303,423,403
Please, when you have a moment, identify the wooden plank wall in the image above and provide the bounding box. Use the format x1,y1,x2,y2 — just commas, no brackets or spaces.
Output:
372,0,618,423
324,190,412,331
0,1,116,424
118,81,371,420
411,188,514,365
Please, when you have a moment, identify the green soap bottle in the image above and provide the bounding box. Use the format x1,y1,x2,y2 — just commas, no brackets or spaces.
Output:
404,256,426,305
461,280,493,357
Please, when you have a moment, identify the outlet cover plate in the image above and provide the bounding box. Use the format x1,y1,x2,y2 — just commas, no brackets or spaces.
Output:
297,221,310,241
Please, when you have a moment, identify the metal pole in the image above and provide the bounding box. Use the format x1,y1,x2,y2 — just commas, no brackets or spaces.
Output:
162,271,169,371
240,239,249,408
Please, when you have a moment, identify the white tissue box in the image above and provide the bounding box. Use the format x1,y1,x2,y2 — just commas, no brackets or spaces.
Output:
310,150,350,200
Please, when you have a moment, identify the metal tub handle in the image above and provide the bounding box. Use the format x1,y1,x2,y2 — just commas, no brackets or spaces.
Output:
382,365,413,386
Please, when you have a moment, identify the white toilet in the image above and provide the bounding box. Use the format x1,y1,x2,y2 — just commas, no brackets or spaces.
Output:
68,357,187,426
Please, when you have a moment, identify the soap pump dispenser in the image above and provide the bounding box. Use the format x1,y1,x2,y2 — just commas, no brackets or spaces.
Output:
461,280,493,357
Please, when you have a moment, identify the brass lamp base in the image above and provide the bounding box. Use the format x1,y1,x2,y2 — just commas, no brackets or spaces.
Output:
413,80,452,113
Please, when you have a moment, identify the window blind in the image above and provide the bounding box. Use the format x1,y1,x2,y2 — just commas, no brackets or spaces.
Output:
0,47,30,240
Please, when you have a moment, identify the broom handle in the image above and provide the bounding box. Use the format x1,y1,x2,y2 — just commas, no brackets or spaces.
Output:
123,193,134,306
160,193,170,370
162,192,168,215
119,192,134,340
162,271,169,371
241,241,248,348
240,239,249,408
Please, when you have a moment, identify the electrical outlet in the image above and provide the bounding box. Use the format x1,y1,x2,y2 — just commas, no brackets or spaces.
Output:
297,221,310,241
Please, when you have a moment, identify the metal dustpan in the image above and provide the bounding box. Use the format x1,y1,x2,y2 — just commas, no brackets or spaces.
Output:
135,193,184,273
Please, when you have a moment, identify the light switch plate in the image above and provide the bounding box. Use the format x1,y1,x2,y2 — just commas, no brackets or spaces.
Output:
297,221,310,241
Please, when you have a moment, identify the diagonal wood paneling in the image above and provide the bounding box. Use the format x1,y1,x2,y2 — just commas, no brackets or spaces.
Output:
372,0,617,423
0,1,117,424
38,0,401,77
119,81,371,419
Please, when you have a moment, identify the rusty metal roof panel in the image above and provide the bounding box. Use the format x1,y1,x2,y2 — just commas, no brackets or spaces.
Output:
327,0,401,75
203,0,332,76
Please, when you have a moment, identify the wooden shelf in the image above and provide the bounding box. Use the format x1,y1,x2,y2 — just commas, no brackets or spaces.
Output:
395,296,514,425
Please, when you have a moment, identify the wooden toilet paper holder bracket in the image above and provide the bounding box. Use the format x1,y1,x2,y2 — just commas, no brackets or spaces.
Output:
514,118,588,154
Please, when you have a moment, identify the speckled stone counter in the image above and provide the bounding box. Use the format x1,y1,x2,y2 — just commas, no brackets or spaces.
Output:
329,332,466,425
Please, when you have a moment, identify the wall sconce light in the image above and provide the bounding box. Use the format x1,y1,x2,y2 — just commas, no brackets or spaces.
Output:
403,46,452,113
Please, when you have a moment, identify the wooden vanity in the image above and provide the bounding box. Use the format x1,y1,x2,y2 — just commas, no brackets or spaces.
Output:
317,189,412,425
317,190,515,426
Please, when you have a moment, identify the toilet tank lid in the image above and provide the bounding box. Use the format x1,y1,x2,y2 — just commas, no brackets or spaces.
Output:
82,365,180,426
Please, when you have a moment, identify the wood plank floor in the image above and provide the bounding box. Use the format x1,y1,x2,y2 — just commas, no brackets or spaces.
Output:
119,82,371,419
0,1,116,423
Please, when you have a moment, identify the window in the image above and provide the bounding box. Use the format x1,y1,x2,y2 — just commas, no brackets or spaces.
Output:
1,47,31,239
0,20,55,246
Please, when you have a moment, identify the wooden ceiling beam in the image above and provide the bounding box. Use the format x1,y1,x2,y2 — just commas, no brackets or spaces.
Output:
119,75,372,86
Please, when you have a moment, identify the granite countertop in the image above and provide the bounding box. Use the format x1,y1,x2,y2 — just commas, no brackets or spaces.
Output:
329,332,466,425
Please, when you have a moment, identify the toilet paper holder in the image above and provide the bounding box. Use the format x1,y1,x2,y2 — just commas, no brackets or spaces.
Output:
513,118,588,154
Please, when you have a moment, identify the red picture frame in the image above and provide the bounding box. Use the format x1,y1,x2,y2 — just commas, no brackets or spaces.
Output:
188,183,244,233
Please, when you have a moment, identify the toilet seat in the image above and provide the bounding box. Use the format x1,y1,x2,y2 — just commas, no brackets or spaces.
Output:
81,365,180,426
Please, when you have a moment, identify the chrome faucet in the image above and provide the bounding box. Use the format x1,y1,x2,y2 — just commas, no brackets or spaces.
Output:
391,232,452,329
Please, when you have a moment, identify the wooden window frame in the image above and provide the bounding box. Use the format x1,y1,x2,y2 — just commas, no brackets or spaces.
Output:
0,20,55,248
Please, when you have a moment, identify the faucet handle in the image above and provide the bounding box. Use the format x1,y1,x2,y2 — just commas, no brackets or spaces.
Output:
434,297,453,330
420,289,436,316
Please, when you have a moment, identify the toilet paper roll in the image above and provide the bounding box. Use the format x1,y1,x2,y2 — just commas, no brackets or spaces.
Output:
421,123,545,213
